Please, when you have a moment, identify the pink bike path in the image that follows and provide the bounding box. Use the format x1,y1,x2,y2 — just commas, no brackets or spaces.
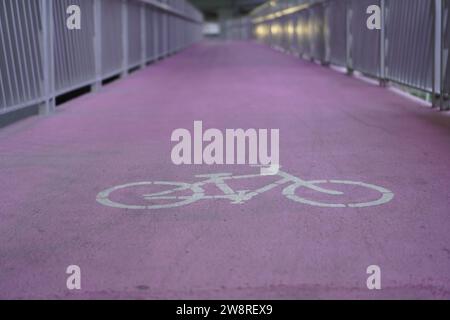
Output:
1,41,450,299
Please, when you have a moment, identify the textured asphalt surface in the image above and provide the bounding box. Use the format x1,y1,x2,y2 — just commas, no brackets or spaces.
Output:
1,41,450,299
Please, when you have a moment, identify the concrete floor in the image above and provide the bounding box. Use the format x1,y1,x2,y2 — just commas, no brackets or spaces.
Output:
0,41,450,299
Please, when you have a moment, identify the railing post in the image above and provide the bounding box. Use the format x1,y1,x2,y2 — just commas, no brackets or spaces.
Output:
323,3,331,66
39,0,55,115
93,0,102,92
140,2,146,68
379,0,387,87
154,9,159,60
443,0,449,110
439,0,449,111
163,12,168,57
433,0,443,108
121,0,129,77
346,0,354,75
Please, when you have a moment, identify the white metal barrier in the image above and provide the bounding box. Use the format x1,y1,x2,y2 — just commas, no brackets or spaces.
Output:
0,0,203,116
226,0,450,111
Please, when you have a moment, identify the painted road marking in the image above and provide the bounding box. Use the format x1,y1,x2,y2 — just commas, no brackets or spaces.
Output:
96,168,394,211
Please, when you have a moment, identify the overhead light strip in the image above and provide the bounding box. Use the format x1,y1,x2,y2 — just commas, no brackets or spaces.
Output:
252,4,310,24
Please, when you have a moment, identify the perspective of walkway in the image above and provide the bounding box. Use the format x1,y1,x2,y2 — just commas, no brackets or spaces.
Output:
1,41,450,299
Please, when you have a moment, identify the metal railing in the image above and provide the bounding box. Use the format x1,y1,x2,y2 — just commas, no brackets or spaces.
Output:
226,0,450,111
0,0,203,116
223,17,252,41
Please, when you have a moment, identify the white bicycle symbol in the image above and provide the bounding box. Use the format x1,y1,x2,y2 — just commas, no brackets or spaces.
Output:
96,167,394,210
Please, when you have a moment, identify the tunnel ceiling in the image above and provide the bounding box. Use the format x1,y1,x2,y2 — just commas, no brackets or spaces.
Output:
189,0,267,19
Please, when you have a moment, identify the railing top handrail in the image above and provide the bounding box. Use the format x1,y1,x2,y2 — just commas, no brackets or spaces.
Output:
137,0,203,24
